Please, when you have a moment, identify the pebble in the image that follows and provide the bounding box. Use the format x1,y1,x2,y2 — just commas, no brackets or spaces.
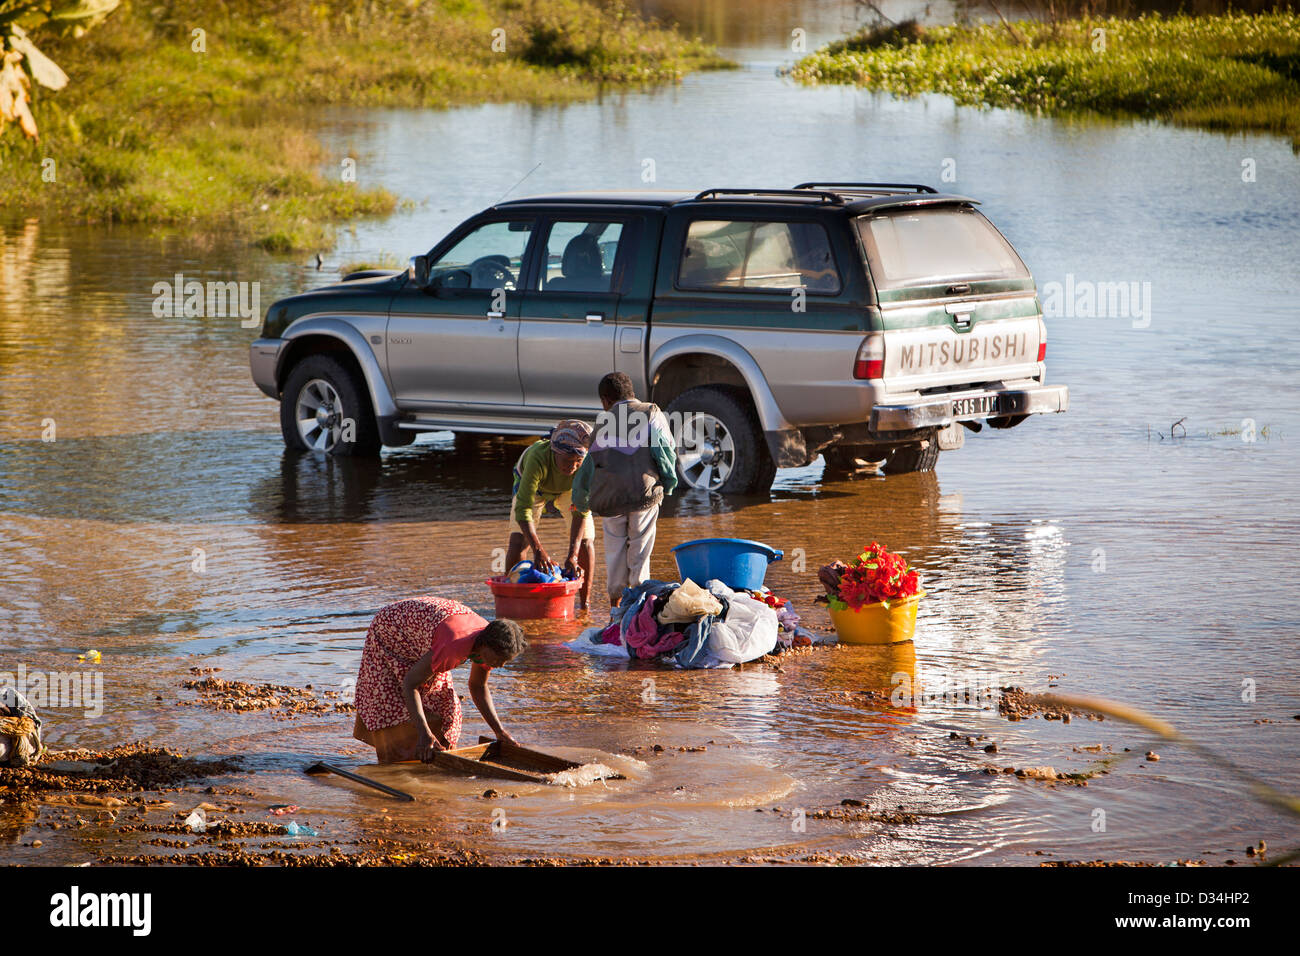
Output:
1146,751,1159,761
984,743,998,753
841,798,865,807
482,789,499,799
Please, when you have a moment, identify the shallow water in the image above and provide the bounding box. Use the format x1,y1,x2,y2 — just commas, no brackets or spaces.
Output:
2,0,1299,864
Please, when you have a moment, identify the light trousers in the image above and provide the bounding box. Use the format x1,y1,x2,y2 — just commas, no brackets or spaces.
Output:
602,504,660,604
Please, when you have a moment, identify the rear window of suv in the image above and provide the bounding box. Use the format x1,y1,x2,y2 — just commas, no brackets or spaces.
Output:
856,206,1029,292
678,219,841,293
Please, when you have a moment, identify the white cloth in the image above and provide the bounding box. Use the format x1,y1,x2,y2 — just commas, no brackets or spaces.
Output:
602,504,659,604
565,628,630,659
704,580,779,663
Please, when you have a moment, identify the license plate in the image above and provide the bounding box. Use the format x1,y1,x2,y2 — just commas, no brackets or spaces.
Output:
952,395,1003,417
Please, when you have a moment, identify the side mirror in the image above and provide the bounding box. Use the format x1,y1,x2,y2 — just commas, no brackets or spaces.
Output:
409,255,430,288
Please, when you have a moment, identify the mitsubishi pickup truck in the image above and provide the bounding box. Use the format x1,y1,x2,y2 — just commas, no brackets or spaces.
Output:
249,183,1068,494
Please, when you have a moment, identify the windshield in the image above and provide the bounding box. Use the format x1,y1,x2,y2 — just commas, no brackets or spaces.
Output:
856,206,1030,291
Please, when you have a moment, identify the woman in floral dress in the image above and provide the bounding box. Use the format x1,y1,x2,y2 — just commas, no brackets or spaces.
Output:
352,596,527,763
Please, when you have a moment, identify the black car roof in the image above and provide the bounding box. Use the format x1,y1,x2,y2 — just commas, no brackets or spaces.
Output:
495,185,978,213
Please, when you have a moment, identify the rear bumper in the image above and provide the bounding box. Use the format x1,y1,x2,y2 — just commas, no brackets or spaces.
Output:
870,383,1069,432
249,338,285,399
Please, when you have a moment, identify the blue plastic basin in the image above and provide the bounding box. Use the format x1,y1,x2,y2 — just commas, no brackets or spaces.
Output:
671,537,783,591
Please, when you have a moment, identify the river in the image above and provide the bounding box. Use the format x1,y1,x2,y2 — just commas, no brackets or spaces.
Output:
2,0,1298,864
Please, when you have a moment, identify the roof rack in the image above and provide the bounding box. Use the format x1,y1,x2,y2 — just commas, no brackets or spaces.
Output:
793,182,938,195
693,188,844,205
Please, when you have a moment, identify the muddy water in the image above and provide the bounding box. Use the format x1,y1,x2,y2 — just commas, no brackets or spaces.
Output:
3,0,1300,864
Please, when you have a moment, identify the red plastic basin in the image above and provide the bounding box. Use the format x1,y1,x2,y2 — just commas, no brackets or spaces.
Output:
486,576,581,620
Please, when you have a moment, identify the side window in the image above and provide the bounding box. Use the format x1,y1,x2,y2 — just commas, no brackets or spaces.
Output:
431,220,533,290
678,219,840,293
537,220,625,293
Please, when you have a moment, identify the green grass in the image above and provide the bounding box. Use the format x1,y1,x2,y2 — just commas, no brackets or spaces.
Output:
339,253,406,275
793,12,1300,149
0,0,727,250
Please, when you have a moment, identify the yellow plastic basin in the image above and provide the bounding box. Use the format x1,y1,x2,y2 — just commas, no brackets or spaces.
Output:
829,591,924,645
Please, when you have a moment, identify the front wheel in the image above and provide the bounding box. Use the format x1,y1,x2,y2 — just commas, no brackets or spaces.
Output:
280,354,381,456
666,386,774,495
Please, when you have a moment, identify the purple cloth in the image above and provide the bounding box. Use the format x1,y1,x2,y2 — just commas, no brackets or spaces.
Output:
624,601,686,659
598,621,622,645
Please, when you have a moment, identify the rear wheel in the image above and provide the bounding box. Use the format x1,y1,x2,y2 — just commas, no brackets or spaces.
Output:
882,437,939,475
666,386,774,495
280,354,381,456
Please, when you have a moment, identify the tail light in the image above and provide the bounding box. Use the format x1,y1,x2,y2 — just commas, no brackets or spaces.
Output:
853,333,884,380
1037,317,1047,362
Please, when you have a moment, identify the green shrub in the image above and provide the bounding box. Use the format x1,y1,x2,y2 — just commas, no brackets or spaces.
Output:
793,12,1300,147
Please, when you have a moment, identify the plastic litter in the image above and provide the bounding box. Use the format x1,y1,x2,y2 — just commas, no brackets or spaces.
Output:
703,582,779,663
77,650,101,663
284,821,318,837
184,808,207,833
656,578,723,624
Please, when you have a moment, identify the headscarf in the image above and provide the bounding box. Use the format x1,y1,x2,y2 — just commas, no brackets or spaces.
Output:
549,419,592,459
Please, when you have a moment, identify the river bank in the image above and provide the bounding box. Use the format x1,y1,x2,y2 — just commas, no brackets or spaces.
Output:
6,665,1271,866
792,12,1300,149
0,0,726,251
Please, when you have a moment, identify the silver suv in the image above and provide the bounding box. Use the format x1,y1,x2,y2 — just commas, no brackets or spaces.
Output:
249,183,1068,494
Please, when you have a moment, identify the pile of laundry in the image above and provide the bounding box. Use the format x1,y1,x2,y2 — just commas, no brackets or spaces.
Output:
748,588,825,650
566,578,818,668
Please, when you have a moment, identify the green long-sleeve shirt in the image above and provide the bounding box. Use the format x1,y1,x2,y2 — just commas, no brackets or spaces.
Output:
512,439,589,524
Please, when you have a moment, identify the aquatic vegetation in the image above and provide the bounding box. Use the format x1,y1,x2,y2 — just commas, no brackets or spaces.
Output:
1046,693,1300,865
0,0,726,249
793,12,1300,148
338,252,406,276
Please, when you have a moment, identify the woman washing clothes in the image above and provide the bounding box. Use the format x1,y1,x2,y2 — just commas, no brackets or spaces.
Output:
504,419,596,610
352,596,527,763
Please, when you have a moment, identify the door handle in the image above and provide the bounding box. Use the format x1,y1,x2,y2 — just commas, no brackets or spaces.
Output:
586,312,604,324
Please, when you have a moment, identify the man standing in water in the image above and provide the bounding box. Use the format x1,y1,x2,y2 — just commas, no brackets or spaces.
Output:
572,372,678,608
503,420,596,610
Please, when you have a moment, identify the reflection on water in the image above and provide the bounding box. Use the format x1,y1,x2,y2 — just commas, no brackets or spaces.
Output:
3,0,1300,864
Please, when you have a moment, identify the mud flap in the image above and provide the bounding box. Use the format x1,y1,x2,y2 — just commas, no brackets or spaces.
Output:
936,422,965,451
766,428,814,468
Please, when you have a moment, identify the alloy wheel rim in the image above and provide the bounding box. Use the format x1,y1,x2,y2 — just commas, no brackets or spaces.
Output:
295,378,344,453
676,412,735,491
